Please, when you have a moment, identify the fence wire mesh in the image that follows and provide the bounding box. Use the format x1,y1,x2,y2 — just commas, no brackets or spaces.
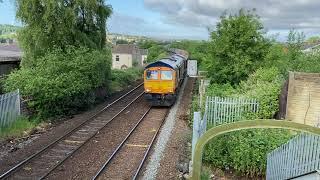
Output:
0,89,21,128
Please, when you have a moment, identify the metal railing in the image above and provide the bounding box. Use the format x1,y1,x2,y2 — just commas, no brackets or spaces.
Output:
0,89,21,128
191,96,259,160
204,96,259,127
266,133,320,180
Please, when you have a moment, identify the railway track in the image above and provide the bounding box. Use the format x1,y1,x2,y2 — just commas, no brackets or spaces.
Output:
92,107,169,180
0,84,144,180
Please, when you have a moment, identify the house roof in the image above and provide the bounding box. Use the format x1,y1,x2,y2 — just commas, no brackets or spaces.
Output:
112,44,139,54
0,43,22,62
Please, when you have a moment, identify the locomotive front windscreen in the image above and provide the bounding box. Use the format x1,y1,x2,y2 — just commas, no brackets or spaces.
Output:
161,70,173,80
146,70,158,80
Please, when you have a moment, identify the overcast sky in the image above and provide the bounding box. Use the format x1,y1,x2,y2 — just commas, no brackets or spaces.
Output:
1,0,320,41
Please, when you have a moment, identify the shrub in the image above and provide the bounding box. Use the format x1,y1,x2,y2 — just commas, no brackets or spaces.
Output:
238,67,283,118
5,46,111,118
205,83,235,97
110,67,143,92
203,67,291,176
204,129,292,176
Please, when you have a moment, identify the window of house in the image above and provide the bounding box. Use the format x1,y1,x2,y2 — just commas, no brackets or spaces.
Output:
116,55,119,61
161,70,173,80
146,70,158,80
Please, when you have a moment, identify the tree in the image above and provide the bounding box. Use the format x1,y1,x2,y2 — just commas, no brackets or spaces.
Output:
306,36,320,44
116,39,129,44
15,0,112,66
207,9,271,84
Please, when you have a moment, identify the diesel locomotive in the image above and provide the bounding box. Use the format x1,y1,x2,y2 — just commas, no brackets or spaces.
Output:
143,49,188,106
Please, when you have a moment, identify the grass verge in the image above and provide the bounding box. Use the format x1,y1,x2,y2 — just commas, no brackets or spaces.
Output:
0,116,36,139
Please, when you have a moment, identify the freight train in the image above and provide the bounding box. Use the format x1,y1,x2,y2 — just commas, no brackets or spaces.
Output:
143,49,188,106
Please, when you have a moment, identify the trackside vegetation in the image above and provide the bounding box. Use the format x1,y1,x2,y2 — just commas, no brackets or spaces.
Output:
183,9,320,177
2,1,144,139
0,1,142,138
5,46,111,118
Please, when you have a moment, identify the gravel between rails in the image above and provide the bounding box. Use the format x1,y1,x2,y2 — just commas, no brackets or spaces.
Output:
142,78,188,180
44,97,151,180
97,107,169,179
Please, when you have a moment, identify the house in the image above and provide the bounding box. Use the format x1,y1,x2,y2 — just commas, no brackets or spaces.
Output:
0,43,21,77
302,42,320,53
112,44,148,69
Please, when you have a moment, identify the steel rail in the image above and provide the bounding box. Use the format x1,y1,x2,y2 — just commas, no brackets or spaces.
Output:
132,108,169,180
39,92,145,180
92,107,152,180
0,83,143,179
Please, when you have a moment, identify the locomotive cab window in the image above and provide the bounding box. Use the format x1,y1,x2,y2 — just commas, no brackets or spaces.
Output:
161,70,173,80
146,70,158,80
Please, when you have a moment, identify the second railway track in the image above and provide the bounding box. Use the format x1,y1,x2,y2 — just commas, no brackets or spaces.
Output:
92,107,169,180
0,84,144,180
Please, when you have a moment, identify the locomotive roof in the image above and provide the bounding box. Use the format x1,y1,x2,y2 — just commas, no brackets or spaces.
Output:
145,54,186,69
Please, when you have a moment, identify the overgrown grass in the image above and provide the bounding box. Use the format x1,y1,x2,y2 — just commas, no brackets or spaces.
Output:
0,116,36,139
201,167,211,180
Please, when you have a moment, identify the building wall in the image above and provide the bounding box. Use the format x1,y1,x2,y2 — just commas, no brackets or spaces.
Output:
286,72,320,127
112,53,132,69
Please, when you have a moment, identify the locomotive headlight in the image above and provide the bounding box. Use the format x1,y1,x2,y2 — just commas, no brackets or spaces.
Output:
146,89,151,92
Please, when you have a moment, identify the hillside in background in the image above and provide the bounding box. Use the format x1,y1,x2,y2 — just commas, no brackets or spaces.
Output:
0,24,20,42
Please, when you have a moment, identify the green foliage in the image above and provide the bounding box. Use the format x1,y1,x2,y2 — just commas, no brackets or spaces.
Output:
306,36,320,43
204,129,292,176
286,30,305,70
146,44,167,62
138,40,159,49
238,67,283,118
201,166,211,180
263,43,289,75
5,46,111,118
263,30,320,77
207,9,271,85
0,77,4,94
295,54,320,73
206,83,235,97
0,24,20,35
116,39,129,44
170,40,209,70
110,68,142,92
203,67,286,176
0,116,36,139
15,0,112,66
138,40,167,62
